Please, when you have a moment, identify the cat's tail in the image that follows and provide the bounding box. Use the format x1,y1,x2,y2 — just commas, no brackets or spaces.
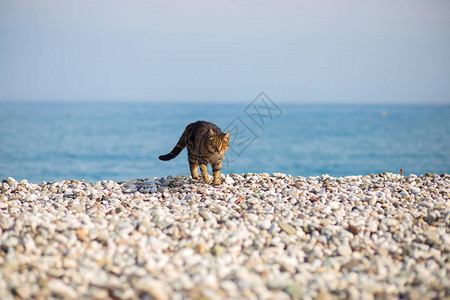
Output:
159,132,186,161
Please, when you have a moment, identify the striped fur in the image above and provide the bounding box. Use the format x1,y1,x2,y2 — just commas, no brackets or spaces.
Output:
159,121,230,185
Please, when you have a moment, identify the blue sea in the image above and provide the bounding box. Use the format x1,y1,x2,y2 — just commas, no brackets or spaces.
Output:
0,102,449,183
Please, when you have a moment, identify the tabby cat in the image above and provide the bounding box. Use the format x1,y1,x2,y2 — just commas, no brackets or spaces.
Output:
159,121,230,185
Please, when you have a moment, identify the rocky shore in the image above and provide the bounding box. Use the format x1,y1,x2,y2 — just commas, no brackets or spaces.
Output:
0,173,449,299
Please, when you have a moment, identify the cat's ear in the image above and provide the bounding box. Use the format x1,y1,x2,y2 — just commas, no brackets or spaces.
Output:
209,128,215,137
224,132,230,140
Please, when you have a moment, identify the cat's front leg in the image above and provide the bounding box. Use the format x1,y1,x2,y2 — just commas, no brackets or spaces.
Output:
189,159,199,181
211,161,222,185
199,163,210,183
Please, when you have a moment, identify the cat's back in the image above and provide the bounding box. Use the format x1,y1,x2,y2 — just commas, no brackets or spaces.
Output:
185,121,221,151
187,120,221,134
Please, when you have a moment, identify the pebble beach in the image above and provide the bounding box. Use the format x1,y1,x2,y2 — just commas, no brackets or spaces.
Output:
0,172,449,299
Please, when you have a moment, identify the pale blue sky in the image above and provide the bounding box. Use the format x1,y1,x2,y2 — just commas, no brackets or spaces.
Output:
1,0,449,103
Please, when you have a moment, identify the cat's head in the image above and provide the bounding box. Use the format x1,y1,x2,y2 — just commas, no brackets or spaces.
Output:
208,129,230,154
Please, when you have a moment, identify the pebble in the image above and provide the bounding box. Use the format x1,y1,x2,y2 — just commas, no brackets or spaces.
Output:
347,224,360,235
338,243,353,256
279,222,296,235
48,279,78,298
0,172,448,299
224,175,235,185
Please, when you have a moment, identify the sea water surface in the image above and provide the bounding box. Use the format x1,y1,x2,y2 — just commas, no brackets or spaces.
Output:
0,102,449,183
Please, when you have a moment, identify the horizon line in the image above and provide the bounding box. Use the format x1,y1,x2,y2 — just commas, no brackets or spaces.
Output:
1,99,449,105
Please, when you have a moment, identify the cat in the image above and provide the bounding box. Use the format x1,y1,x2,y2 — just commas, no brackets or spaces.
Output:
159,121,230,185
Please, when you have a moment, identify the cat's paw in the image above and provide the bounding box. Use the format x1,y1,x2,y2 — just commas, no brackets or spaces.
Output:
213,179,222,185
202,175,210,184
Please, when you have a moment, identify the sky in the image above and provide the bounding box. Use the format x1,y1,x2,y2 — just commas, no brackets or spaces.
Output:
0,0,449,104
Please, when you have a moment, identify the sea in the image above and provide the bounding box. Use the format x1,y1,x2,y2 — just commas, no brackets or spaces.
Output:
0,101,449,184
